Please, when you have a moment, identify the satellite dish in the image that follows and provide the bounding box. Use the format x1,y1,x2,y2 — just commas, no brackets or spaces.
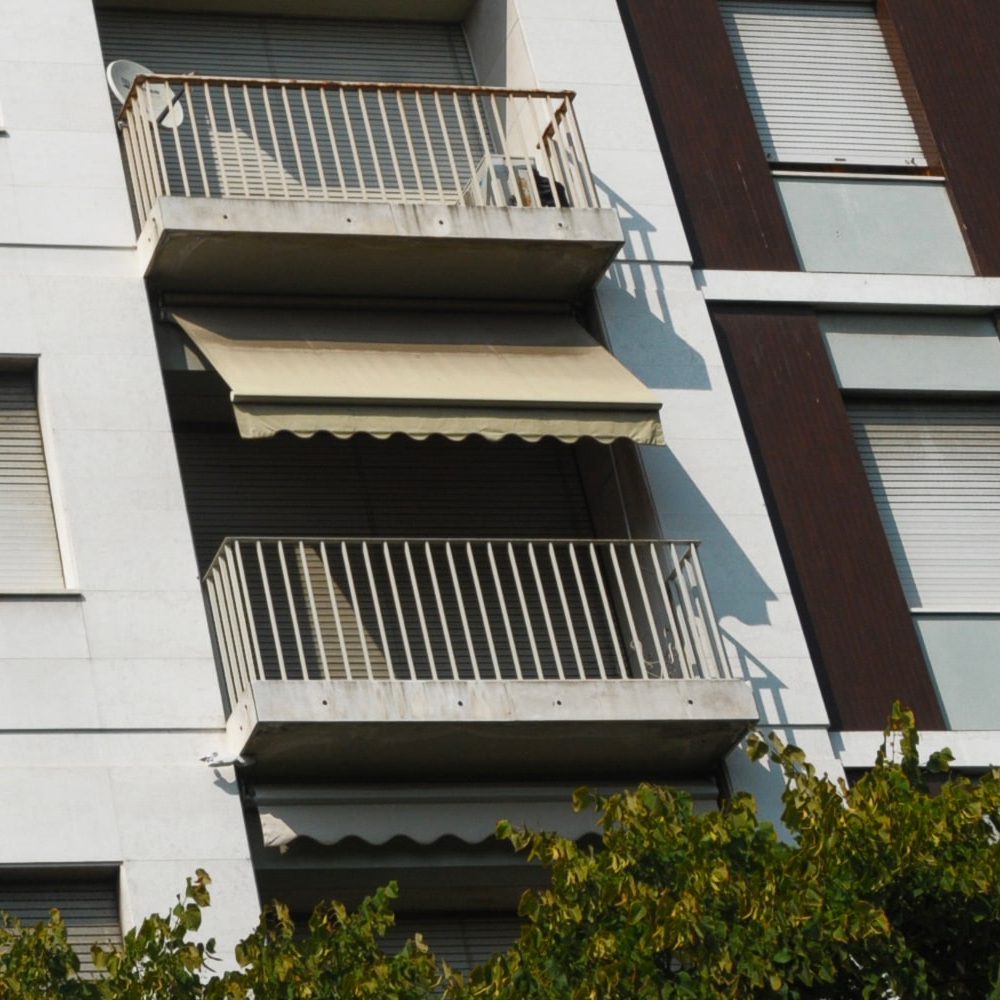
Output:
106,59,185,129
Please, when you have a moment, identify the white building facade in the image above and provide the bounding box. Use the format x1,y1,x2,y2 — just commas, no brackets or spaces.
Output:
0,0,995,966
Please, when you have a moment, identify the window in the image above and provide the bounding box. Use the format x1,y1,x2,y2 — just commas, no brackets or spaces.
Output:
0,369,64,591
719,1,973,273
848,401,1000,728
0,873,121,977
719,0,924,169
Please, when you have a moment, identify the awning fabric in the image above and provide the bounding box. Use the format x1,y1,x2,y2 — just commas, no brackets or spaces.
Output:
170,307,664,446
252,785,605,849
252,782,718,849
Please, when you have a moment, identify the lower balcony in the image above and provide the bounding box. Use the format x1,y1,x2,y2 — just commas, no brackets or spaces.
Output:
206,537,756,779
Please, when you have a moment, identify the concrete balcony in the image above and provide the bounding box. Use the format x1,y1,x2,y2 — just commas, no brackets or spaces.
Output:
118,76,623,299
205,537,756,780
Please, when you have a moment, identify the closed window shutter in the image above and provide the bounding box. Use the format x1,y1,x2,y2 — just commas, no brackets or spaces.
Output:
719,1,926,167
0,372,63,590
96,11,479,199
848,402,1000,610
383,913,522,972
0,878,121,977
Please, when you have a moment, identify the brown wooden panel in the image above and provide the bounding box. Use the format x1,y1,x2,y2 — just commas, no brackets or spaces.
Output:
882,0,1000,275
712,306,945,731
617,0,798,271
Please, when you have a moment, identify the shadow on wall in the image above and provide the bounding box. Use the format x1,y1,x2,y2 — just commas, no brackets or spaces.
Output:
594,178,710,391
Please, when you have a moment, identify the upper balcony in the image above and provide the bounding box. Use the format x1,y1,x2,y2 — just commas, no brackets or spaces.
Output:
118,75,624,299
207,536,756,780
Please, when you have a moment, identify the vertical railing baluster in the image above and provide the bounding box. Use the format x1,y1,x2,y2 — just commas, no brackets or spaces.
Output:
527,542,565,680
222,82,249,197
217,546,252,694
565,98,597,208
505,93,544,206
261,85,290,199
588,543,627,678
414,91,445,203
451,92,479,203
432,91,462,199
341,542,375,681
280,84,308,196
649,542,692,679
528,96,561,206
482,93,518,206
226,542,259,689
242,83,268,199
607,543,646,678
567,543,607,679
276,540,309,679
666,544,700,677
396,90,425,203
301,86,327,200
257,540,287,681
549,543,585,679
167,82,190,197
466,541,501,679
404,542,437,679
121,105,152,225
319,541,351,679
233,540,264,682
469,93,502,206
382,541,416,680
362,541,394,678
445,541,480,679
299,541,330,680
357,88,387,201
203,82,227,198
425,543,458,680
376,88,405,199
318,88,346,199
486,541,523,680
506,543,543,680
140,82,170,197
543,95,573,203
205,570,239,705
339,88,365,199
628,543,668,678
689,543,730,679
184,81,209,196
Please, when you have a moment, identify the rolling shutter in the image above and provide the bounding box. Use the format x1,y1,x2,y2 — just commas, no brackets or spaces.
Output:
177,431,604,682
96,11,479,200
0,877,121,977
383,913,521,972
848,402,1000,610
0,372,64,590
719,1,926,167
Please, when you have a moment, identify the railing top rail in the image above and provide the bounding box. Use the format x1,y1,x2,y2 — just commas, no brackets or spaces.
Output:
118,74,576,121
204,535,701,576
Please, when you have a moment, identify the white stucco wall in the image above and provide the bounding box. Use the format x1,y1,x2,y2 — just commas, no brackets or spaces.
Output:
0,0,259,959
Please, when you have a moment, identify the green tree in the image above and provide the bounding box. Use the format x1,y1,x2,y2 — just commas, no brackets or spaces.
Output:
460,704,1000,999
0,706,997,999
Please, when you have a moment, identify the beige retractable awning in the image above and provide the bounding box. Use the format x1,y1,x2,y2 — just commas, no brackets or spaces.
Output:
171,307,664,446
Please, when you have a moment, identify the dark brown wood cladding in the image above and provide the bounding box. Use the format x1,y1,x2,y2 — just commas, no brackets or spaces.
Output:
711,306,945,731
882,0,1000,275
616,0,799,271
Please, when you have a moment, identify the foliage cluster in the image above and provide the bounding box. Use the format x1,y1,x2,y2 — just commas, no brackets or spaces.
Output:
1,706,997,999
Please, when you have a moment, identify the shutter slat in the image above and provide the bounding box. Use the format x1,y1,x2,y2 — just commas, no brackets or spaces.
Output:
0,373,64,589
720,1,926,166
382,913,521,972
0,878,121,977
849,403,1000,610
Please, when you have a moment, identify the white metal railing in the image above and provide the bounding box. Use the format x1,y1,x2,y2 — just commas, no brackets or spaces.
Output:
203,537,732,711
117,75,599,230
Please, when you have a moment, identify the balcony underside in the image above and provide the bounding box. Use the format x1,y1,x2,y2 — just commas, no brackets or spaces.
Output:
139,197,623,299
227,679,757,781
